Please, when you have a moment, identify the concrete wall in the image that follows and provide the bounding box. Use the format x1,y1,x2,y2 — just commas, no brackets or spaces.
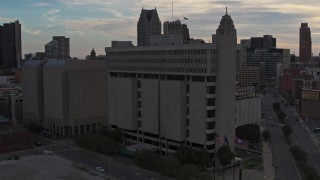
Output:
108,77,137,130
160,80,186,141
189,82,206,144
22,60,46,123
43,61,65,126
236,97,261,127
141,79,159,134
68,70,107,126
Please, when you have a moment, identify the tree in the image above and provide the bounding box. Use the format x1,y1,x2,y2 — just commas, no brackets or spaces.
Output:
282,125,293,137
262,129,271,142
217,145,235,180
175,146,210,168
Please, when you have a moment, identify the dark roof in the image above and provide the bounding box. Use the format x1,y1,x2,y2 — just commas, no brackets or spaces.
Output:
142,9,156,22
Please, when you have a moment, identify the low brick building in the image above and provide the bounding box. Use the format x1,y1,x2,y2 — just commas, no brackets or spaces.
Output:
0,125,32,154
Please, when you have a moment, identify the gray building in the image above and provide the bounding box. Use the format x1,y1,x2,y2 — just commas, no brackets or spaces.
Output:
137,8,161,46
22,60,47,125
23,60,107,136
45,36,70,60
236,96,261,127
0,20,22,69
106,11,237,159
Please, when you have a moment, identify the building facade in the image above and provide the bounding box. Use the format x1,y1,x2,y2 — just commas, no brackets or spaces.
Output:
23,60,107,136
236,97,261,127
137,8,161,46
106,12,237,159
45,36,70,60
0,20,22,69
299,23,312,64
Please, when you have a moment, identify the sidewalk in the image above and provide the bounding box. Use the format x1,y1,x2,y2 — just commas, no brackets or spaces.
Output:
300,119,320,150
260,127,275,180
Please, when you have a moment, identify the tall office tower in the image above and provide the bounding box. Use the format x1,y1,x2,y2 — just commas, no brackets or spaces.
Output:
0,20,21,69
181,24,190,41
45,36,70,60
163,20,182,35
137,8,161,46
250,35,276,49
106,9,237,162
299,23,312,64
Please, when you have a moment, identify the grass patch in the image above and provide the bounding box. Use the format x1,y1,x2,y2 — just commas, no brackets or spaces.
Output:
243,158,263,170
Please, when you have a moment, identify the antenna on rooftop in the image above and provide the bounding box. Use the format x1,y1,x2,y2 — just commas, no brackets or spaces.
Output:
172,1,173,21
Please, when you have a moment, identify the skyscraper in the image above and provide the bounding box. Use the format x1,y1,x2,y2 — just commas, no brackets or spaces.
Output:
45,36,70,60
0,20,21,69
137,8,161,46
299,23,312,64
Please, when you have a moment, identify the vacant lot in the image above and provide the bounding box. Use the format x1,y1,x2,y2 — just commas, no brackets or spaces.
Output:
0,154,103,180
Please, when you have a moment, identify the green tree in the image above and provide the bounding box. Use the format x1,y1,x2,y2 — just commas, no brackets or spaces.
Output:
282,125,293,137
262,129,271,142
217,145,235,180
175,146,210,168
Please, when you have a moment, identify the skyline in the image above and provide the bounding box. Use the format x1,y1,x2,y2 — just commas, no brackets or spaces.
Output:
0,0,319,58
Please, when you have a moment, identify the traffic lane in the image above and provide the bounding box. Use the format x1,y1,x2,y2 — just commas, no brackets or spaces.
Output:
294,132,320,172
49,144,151,180
270,129,300,180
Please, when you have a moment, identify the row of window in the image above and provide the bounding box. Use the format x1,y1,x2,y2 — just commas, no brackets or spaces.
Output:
108,57,211,65
107,49,217,56
108,66,210,74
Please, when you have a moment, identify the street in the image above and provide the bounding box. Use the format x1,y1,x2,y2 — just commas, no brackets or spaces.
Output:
261,91,301,180
44,142,171,180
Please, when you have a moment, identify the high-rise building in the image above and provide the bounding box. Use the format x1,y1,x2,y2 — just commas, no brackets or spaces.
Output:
137,8,161,46
106,10,237,161
299,23,312,64
0,20,22,69
250,35,276,49
45,36,70,60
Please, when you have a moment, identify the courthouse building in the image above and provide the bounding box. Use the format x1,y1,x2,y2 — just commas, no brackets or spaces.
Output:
105,10,237,157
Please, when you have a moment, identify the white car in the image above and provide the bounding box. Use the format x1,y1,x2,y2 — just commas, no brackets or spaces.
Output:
96,167,104,172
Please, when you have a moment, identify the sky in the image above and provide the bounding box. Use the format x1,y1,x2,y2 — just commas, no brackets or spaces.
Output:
0,0,319,59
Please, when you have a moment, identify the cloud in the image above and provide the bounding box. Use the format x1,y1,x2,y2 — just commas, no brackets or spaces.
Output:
0,17,17,23
66,30,84,36
22,27,43,36
43,9,61,17
31,2,51,7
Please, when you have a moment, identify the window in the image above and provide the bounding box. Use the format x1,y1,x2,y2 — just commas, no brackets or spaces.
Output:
186,118,189,126
207,109,215,118
138,120,142,128
186,107,189,115
206,133,215,141
137,80,141,88
207,76,216,82
138,101,141,108
207,86,215,94
138,111,141,118
207,121,215,130
138,91,141,98
186,130,189,137
206,98,215,106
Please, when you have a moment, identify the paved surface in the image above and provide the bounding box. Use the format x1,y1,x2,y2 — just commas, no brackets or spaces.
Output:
46,142,173,180
261,90,301,180
0,154,103,180
280,99,320,175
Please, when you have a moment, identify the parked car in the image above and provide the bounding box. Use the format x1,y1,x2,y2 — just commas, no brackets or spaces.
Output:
96,167,104,172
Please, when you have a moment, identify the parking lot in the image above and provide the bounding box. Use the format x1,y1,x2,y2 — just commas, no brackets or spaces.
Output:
0,154,103,180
